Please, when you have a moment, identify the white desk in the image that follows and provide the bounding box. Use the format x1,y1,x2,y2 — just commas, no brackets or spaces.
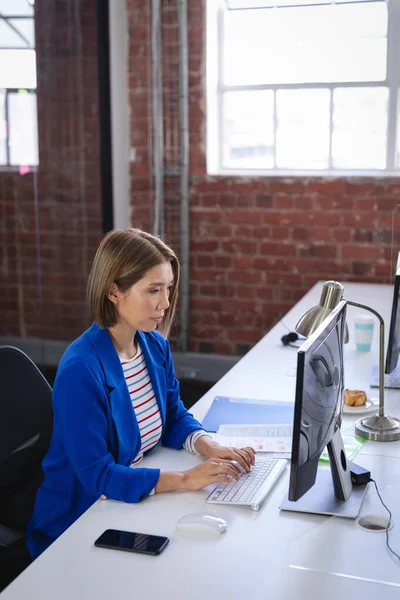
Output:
2,282,400,600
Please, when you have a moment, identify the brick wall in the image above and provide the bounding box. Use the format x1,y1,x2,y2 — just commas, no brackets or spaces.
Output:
128,0,400,355
0,0,102,341
1,0,399,357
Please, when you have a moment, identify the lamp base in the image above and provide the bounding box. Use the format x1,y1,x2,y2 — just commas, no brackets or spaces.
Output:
355,414,400,442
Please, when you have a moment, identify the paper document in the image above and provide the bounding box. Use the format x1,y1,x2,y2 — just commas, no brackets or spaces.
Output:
213,423,293,454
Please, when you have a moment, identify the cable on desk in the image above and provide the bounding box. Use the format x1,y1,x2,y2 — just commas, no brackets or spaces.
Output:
281,332,302,348
278,314,307,348
370,478,400,563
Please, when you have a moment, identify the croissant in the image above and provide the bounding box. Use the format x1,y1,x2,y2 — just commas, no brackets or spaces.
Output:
344,389,367,407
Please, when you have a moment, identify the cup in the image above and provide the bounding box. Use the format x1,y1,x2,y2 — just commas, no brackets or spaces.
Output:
354,314,374,351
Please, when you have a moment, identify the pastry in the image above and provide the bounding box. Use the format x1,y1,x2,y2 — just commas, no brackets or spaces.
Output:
344,389,367,407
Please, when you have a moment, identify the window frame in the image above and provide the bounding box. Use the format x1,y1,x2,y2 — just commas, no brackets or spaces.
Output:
0,87,38,169
0,8,37,170
206,0,400,177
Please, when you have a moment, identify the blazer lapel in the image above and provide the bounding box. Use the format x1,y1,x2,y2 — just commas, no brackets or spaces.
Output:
86,323,139,463
136,331,167,426
86,322,123,391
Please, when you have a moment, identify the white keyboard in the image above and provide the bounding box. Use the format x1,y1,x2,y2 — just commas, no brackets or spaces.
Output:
371,365,400,389
206,456,288,511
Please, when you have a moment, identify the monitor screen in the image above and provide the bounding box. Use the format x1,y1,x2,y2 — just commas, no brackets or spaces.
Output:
289,300,347,502
385,251,400,375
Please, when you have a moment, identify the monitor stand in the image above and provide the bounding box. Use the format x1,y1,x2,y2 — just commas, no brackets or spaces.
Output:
370,364,400,389
280,428,368,519
279,468,368,518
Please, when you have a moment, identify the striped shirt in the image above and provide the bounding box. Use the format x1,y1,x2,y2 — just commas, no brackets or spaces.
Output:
120,344,210,469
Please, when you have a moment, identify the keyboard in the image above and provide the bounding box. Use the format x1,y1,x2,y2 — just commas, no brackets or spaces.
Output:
370,365,400,389
206,456,288,511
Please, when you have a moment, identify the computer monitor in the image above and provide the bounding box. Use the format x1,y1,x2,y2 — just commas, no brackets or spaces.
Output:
280,300,367,518
289,299,349,502
385,251,400,375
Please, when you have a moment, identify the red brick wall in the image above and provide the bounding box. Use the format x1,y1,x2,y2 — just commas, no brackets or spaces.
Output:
0,0,102,341
128,0,400,355
128,0,184,251
1,0,399,357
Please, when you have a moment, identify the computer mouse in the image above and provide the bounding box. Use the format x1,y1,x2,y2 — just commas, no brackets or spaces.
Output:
176,512,228,536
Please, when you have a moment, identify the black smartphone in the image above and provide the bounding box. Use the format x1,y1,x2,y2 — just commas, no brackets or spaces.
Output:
94,529,169,556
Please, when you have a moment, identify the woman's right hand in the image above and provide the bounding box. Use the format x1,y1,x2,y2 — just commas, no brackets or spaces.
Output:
182,458,242,491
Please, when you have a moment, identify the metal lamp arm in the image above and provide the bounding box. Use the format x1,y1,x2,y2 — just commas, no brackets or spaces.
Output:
345,298,385,416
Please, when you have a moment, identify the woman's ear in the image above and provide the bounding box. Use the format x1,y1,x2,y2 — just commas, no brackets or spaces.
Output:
107,282,120,305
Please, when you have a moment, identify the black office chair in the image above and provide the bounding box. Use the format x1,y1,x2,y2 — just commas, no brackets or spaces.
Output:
0,346,53,591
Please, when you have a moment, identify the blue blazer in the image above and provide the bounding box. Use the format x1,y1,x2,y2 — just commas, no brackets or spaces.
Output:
27,323,202,558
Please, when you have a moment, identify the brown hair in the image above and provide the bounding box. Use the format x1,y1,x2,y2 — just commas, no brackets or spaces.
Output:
87,228,180,337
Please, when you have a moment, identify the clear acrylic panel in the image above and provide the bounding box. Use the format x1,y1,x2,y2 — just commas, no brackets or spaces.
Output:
332,87,388,170
222,90,274,169
288,478,400,588
0,89,6,165
397,89,400,169
0,0,34,16
223,3,387,85
0,0,102,377
227,0,275,7
275,0,377,3
275,0,331,4
8,91,38,166
227,0,367,8
0,49,37,88
276,88,330,170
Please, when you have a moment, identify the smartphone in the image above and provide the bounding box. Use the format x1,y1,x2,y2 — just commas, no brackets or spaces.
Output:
94,529,169,556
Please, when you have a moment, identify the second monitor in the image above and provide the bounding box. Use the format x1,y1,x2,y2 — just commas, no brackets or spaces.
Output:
371,250,400,388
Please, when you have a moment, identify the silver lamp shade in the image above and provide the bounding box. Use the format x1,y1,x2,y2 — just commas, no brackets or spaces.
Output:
296,281,349,342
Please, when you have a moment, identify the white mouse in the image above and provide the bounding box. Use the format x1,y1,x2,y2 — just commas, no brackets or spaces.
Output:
176,512,227,536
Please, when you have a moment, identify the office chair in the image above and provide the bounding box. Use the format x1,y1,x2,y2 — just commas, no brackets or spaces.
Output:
0,346,53,591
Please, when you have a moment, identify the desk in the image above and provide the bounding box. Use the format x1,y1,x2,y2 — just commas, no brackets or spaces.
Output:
2,282,400,600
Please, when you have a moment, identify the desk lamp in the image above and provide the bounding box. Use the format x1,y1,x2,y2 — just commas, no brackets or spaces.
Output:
296,280,400,442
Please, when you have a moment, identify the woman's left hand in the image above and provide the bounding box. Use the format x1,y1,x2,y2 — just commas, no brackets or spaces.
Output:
195,437,256,473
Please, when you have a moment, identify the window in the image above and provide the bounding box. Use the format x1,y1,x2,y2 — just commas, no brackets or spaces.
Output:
0,0,38,168
207,0,400,176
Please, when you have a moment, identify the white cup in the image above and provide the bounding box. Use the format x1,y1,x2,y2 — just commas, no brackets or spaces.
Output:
354,314,374,352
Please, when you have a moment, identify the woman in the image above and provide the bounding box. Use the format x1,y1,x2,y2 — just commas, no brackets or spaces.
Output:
27,228,255,558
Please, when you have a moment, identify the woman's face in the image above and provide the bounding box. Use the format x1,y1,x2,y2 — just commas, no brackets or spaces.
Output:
111,262,174,332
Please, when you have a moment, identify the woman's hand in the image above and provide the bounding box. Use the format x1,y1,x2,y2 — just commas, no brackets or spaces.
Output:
154,459,242,493
182,458,242,491
194,436,256,473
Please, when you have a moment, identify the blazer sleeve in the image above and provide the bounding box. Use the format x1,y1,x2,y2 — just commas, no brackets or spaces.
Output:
54,360,160,502
161,340,204,449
